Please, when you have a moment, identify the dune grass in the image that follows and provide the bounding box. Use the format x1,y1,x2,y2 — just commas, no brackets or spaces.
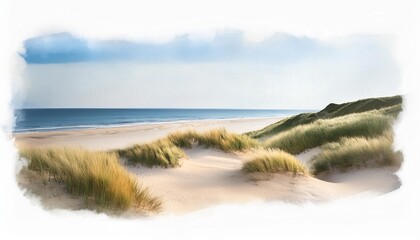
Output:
168,128,259,151
17,95,404,213
118,139,186,168
120,128,259,168
264,111,393,154
247,95,402,139
195,128,259,151
249,96,403,176
242,149,308,175
20,147,161,212
310,133,402,175
167,130,199,148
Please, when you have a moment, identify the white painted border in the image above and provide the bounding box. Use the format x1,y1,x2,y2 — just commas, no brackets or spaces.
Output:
1,1,419,239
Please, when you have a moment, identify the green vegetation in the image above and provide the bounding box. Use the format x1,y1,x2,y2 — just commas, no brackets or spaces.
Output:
20,148,162,212
119,128,259,168
245,95,403,176
168,128,258,151
242,149,308,174
18,95,405,213
310,133,402,175
167,130,198,148
118,139,186,168
248,95,402,139
194,128,259,151
264,111,393,154
377,104,403,118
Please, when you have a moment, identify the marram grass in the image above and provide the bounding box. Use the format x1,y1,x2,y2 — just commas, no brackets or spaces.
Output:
167,130,199,148
20,147,161,212
264,111,392,154
168,128,259,151
242,149,308,174
310,133,402,175
118,139,186,168
247,95,402,139
194,128,259,151
120,128,259,168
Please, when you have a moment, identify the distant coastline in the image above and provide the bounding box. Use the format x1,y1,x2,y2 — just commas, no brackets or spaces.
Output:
14,108,310,133
16,95,403,214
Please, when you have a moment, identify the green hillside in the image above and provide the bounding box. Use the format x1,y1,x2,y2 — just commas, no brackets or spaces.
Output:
247,95,402,139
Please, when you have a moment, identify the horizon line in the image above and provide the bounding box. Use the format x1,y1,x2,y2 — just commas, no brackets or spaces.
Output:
15,107,317,111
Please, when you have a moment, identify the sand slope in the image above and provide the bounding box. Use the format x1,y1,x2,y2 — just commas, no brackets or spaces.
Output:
15,118,401,215
125,147,400,214
17,146,401,214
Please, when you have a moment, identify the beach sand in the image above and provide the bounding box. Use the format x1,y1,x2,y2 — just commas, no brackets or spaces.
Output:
14,117,401,215
14,117,281,150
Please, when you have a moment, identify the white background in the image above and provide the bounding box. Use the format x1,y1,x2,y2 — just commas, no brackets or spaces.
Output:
1,0,419,239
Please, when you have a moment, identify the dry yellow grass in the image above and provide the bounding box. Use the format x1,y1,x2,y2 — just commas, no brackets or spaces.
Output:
20,147,162,212
118,139,186,168
167,128,259,151
242,149,308,175
119,128,259,168
310,133,402,175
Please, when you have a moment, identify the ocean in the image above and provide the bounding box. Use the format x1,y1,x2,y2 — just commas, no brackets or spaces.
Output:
14,108,309,133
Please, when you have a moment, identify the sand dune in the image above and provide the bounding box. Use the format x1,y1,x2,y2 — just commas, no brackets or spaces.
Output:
17,147,400,214
124,147,399,214
15,117,401,215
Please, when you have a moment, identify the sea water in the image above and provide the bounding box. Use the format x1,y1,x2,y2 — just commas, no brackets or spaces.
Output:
14,108,309,133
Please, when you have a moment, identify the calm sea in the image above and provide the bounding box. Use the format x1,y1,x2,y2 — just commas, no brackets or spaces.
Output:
14,108,308,133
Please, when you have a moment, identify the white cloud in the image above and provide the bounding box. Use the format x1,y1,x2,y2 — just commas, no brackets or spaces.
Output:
19,34,400,109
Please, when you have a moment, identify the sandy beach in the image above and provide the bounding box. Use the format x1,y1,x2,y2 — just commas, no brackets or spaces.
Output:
15,116,401,215
14,117,282,150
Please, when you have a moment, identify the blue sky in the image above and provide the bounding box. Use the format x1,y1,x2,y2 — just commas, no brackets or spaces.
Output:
18,31,401,109
21,31,324,64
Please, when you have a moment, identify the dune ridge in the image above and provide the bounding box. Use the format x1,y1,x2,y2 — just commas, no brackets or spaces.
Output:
15,95,403,215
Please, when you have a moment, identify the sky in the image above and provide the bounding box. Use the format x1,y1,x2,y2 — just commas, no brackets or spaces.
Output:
18,31,401,109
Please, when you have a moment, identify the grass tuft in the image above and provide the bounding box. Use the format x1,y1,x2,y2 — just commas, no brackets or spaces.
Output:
118,139,186,168
195,128,259,152
264,111,392,154
242,149,308,174
20,147,161,212
167,130,200,148
310,134,402,175
120,128,259,168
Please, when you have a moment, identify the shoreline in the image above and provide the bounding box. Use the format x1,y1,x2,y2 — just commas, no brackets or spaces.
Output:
13,116,285,134
14,96,403,215
14,116,283,150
